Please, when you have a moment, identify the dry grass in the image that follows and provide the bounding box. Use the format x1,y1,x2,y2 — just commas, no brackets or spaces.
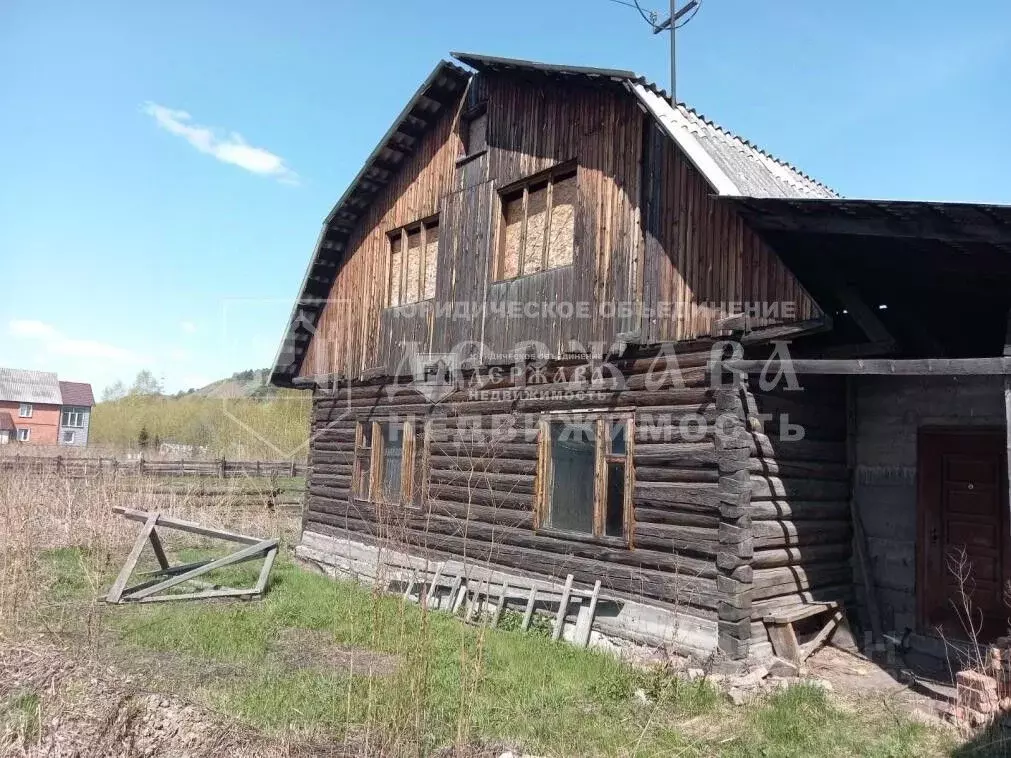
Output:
0,469,951,757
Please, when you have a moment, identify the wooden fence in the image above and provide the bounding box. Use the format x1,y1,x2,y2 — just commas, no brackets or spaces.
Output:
0,456,307,480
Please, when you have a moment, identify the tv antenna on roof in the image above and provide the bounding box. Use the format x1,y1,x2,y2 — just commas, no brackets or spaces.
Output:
625,0,702,103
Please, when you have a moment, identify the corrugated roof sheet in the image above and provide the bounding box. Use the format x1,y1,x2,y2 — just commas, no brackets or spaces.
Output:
455,52,837,200
59,381,95,407
0,367,62,404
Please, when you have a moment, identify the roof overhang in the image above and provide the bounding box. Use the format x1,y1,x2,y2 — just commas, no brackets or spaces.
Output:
722,197,1011,357
269,61,470,388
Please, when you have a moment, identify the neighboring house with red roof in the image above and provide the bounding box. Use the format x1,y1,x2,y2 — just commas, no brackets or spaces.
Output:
0,368,94,447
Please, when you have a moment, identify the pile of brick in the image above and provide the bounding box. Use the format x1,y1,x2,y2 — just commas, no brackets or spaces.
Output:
955,642,1011,727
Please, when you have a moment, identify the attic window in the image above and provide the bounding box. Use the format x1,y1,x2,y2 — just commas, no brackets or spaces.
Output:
461,109,487,158
497,166,576,280
388,218,439,307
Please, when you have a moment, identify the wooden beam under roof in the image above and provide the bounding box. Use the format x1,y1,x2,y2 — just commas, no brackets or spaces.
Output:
725,357,1011,376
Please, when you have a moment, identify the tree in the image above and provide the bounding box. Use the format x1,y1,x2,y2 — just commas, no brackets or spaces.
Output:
130,370,163,397
137,426,150,450
101,380,127,402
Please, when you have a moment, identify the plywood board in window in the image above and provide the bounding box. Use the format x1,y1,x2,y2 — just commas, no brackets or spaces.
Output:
423,224,439,300
524,185,547,275
548,174,576,268
501,194,523,279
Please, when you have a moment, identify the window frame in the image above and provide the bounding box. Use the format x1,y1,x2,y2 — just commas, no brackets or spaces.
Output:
386,216,439,309
18,403,32,418
458,104,488,162
17,428,30,442
352,419,420,506
62,407,86,428
496,162,577,282
534,409,635,547
62,430,75,444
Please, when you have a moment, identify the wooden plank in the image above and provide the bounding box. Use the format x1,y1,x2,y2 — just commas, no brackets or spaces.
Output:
148,528,170,570
575,579,601,647
800,609,845,661
112,507,263,545
425,564,444,609
766,622,802,666
763,601,838,625
552,573,574,641
125,539,277,601
254,547,278,595
521,586,537,631
107,512,159,603
492,581,510,628
726,357,1011,376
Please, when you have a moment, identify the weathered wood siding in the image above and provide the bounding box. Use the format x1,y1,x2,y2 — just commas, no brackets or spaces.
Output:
300,72,818,383
303,349,733,624
639,121,819,343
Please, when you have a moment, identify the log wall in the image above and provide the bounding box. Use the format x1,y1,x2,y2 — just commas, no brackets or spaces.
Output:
302,348,733,631
716,374,852,659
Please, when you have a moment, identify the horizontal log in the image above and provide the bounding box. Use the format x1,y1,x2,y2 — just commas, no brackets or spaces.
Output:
750,476,849,501
635,465,719,484
748,500,851,521
747,458,849,481
751,543,852,569
428,468,535,495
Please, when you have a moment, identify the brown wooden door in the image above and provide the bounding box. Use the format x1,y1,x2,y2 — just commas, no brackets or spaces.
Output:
919,429,1010,639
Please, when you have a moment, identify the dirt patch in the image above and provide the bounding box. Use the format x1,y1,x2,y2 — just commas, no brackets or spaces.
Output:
0,639,358,757
271,629,400,677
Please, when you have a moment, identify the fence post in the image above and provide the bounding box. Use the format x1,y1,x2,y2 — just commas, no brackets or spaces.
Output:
55,455,62,474
290,459,296,478
138,455,144,477
220,457,226,479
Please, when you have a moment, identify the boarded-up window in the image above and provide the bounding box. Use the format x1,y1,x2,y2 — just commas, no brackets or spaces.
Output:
536,414,633,543
387,218,439,307
497,167,576,280
463,111,487,156
353,420,422,506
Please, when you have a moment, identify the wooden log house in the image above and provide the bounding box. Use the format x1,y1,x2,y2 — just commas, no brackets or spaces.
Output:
271,53,1011,662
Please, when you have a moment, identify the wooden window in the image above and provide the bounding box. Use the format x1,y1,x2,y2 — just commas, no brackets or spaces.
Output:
462,111,487,157
387,218,438,307
62,431,75,444
497,167,576,280
535,412,634,544
18,403,32,418
17,428,29,442
352,419,420,505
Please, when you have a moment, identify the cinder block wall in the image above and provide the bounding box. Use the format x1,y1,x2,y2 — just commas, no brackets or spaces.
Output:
853,375,1005,634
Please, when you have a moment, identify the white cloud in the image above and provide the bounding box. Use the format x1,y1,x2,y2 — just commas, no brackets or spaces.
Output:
8,319,145,364
143,102,299,185
180,321,197,334
9,319,58,339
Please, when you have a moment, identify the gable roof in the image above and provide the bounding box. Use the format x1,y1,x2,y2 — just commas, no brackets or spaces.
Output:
59,381,95,407
0,412,15,432
0,367,62,404
270,53,836,386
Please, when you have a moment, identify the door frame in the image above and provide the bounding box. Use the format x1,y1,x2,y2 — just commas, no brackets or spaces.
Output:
916,426,1009,634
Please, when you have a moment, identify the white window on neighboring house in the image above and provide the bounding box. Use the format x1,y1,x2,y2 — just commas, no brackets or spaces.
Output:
62,431,75,444
17,428,30,442
18,403,32,418
62,407,86,427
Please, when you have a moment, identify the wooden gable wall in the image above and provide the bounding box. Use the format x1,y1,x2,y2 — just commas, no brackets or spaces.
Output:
299,72,819,381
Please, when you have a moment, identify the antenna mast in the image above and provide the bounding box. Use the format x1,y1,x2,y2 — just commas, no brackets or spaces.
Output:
651,0,699,103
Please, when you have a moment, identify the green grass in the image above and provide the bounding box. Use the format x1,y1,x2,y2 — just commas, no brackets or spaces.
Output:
2,690,42,744
37,548,949,757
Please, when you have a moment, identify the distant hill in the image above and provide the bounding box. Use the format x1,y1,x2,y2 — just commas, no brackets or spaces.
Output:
177,369,278,400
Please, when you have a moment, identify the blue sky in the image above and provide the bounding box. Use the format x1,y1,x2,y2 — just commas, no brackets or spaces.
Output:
1,0,1009,395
